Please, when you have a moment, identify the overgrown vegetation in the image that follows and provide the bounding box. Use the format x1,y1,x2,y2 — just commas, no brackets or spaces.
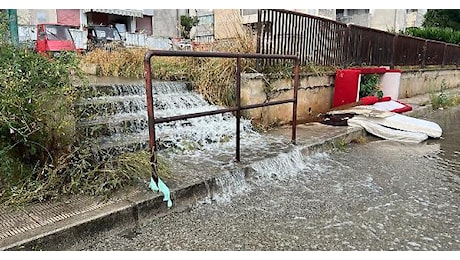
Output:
0,15,170,207
359,74,383,99
188,31,257,107
0,10,9,44
0,44,84,205
430,80,460,110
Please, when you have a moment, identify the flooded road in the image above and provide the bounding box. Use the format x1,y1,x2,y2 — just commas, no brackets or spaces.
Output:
72,107,459,251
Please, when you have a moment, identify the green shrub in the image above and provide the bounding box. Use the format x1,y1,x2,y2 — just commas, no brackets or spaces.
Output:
0,44,86,199
0,44,171,206
180,15,199,39
0,11,9,44
430,80,460,109
402,27,460,45
359,74,383,99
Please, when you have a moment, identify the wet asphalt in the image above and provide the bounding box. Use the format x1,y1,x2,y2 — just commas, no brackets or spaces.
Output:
68,114,459,251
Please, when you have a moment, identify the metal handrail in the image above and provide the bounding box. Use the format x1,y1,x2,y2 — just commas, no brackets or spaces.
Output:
144,50,299,179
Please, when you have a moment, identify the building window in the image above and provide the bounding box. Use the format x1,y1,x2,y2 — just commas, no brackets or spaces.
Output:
241,9,258,16
198,14,213,25
347,9,369,16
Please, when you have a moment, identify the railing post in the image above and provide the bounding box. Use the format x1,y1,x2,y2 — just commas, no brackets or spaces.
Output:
390,34,398,69
235,57,242,162
292,58,299,145
421,40,427,69
144,51,159,182
256,9,262,71
343,24,352,68
441,43,447,68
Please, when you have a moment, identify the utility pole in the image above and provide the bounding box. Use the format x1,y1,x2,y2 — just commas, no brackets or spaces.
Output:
7,9,19,46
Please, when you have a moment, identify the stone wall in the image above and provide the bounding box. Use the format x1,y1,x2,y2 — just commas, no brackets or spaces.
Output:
241,68,460,127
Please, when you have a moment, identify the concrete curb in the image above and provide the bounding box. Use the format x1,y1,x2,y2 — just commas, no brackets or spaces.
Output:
2,127,366,251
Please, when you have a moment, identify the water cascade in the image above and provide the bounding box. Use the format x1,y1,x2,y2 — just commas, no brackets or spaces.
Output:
76,81,257,155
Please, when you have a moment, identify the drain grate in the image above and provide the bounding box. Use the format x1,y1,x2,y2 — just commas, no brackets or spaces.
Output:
0,189,144,242
0,208,41,240
25,198,110,226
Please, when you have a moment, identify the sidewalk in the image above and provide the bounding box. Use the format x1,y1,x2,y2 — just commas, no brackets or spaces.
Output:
0,88,455,251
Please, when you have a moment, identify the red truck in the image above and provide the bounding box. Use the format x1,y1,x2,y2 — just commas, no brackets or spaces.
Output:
35,23,78,56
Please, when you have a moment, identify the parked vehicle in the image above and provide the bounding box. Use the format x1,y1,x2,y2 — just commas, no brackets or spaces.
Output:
86,25,125,51
35,23,78,56
168,37,192,51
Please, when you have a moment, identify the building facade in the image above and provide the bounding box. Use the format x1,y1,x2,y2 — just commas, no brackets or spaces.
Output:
336,9,427,32
13,9,428,50
15,9,177,50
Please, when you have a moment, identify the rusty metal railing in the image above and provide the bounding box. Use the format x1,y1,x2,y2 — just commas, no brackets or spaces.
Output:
144,50,299,176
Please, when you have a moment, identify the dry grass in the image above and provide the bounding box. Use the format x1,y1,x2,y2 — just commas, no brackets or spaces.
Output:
0,149,171,207
82,48,191,80
82,48,144,78
188,19,257,106
351,136,368,144
82,11,259,108
429,80,460,110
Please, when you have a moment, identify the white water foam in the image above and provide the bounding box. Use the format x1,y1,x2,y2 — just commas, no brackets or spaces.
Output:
92,81,259,152
250,148,330,183
210,170,251,204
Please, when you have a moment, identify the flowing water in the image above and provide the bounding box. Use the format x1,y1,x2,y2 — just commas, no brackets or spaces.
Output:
72,80,460,250
77,80,283,156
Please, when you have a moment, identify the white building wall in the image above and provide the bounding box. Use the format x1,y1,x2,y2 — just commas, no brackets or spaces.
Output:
406,9,427,28
370,9,407,32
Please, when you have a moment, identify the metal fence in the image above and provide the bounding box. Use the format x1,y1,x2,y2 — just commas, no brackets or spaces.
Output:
392,34,425,66
257,9,460,68
257,9,347,66
346,24,395,66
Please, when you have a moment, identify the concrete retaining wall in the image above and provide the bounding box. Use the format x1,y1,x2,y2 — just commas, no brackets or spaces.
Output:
399,69,460,99
241,68,460,127
241,73,335,126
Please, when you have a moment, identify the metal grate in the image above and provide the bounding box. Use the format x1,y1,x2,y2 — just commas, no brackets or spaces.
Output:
0,189,142,241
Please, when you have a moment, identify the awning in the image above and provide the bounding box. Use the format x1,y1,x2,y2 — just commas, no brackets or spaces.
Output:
83,9,143,18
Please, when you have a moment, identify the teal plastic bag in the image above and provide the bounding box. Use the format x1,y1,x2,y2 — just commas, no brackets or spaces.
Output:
149,177,159,191
149,177,173,208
